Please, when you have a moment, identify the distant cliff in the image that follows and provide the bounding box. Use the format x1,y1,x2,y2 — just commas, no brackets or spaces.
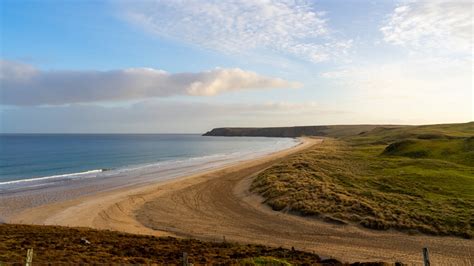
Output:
203,125,388,138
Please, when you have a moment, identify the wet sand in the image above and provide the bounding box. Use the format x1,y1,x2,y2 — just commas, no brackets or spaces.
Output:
6,138,474,265
0,138,299,219
6,138,313,229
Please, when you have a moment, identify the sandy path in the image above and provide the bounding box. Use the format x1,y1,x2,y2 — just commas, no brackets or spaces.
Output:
10,138,473,265
135,144,473,265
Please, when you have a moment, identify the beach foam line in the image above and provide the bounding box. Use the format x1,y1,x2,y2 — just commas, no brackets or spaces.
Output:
0,138,300,188
0,153,248,188
0,169,103,186
0,153,245,188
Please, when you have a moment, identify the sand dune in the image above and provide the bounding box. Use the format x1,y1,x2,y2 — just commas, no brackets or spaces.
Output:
10,138,473,265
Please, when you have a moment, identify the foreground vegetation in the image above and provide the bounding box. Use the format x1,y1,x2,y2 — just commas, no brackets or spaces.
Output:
252,122,474,238
0,224,394,265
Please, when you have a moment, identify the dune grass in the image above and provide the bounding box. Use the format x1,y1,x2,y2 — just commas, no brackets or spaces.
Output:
240,256,292,266
252,122,474,238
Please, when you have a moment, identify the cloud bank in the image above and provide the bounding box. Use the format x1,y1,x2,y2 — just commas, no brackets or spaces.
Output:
122,0,352,63
0,60,300,105
380,0,472,55
1,101,346,133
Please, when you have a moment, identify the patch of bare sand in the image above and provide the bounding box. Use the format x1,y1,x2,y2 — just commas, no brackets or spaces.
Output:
10,138,473,265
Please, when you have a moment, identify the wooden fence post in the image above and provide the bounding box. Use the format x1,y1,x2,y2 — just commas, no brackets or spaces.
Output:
25,248,33,266
422,247,430,266
182,252,188,266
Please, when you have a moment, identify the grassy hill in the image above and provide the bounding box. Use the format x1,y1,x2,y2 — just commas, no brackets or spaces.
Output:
0,224,391,265
251,122,474,238
203,125,398,138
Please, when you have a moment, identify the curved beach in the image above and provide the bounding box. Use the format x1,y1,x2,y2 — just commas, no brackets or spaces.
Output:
0,136,299,219
6,138,312,227
5,138,473,265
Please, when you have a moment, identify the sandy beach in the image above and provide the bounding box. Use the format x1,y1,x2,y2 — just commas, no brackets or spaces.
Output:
4,137,311,227
5,137,473,265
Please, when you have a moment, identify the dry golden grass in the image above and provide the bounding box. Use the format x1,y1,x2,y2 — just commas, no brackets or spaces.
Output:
252,135,473,238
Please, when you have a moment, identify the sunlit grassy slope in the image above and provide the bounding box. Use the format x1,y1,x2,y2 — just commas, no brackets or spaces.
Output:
252,122,474,238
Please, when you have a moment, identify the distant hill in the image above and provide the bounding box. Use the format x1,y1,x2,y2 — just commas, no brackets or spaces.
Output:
203,122,474,139
203,125,400,138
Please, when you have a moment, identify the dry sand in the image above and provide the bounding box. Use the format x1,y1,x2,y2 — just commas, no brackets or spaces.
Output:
9,138,473,265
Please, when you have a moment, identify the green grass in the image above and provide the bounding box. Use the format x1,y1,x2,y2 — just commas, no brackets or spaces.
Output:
381,138,474,166
240,256,292,265
251,122,474,238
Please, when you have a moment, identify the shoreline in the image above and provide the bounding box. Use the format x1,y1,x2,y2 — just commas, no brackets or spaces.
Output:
5,137,313,229
0,137,300,219
5,137,473,264
0,136,298,189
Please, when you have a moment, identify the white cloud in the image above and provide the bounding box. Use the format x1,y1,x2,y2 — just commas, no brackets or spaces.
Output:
121,0,352,63
380,0,472,55
0,60,300,106
0,101,346,133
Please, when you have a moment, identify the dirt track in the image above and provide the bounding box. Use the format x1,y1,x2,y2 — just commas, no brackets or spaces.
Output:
136,139,473,265
10,138,474,265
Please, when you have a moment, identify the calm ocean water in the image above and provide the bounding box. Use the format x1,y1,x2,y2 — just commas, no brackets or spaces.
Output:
0,134,297,185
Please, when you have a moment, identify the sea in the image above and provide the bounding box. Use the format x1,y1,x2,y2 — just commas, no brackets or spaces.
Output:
0,134,298,193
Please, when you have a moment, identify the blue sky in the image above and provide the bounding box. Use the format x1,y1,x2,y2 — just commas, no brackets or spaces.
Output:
1,0,472,133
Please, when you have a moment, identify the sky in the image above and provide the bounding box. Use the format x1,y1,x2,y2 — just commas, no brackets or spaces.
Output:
0,0,472,133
